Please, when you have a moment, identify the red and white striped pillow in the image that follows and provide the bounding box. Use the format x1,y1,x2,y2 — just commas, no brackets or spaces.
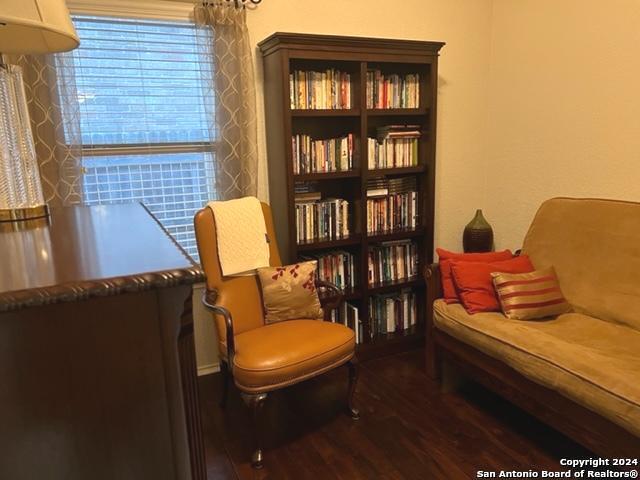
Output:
491,266,571,320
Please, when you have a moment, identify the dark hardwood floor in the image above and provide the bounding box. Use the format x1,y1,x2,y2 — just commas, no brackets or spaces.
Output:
199,349,590,480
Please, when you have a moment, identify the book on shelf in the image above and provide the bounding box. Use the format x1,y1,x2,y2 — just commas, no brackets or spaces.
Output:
295,197,350,243
366,177,418,234
366,177,389,197
303,250,356,290
368,124,420,169
289,69,352,109
366,70,420,109
368,239,418,286
292,133,354,174
375,124,421,142
295,191,322,202
294,181,322,202
329,302,362,344
387,176,417,194
368,289,417,337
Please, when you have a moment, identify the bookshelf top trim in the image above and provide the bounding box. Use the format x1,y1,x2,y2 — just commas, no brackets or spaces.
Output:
258,32,446,57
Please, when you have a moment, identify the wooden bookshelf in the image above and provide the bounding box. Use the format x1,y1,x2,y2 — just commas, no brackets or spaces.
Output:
259,33,445,360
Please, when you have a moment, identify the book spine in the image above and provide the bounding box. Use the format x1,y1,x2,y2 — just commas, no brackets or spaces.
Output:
292,134,358,173
295,198,350,243
366,193,418,233
289,69,354,109
367,241,417,285
369,290,416,337
365,70,421,108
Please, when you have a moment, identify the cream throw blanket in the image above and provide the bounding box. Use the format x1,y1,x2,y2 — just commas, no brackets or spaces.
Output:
207,197,270,276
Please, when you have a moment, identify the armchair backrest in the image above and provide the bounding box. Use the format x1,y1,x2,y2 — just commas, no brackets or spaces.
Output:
194,202,282,348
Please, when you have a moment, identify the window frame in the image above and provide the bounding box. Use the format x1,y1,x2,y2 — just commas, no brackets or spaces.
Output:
81,142,215,158
67,0,194,22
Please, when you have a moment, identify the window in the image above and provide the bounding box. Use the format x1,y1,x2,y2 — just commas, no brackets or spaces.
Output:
65,15,215,260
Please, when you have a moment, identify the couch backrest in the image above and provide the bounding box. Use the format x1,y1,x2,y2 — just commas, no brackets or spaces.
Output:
522,197,640,331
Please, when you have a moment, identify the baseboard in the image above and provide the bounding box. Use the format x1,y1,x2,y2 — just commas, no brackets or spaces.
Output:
197,363,220,377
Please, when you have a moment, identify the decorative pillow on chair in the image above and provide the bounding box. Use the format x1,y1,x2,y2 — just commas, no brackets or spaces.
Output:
491,266,571,320
450,255,534,314
257,260,324,324
436,248,514,304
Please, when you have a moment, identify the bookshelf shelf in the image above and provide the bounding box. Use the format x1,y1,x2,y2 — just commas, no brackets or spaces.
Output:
291,109,361,117
296,234,362,251
294,170,360,181
366,165,426,177
366,228,424,242
368,277,423,294
367,108,428,116
260,33,444,359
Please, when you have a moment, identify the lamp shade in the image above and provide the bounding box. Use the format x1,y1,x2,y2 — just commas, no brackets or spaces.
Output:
0,0,79,54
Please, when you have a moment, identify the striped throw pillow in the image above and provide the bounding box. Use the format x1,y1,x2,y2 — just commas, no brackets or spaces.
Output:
491,267,571,320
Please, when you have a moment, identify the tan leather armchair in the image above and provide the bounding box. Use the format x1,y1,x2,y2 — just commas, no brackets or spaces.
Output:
194,203,359,469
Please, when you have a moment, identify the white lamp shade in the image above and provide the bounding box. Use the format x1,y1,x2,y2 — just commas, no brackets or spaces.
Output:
0,0,79,54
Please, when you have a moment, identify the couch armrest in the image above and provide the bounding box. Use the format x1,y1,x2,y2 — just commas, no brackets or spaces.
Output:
423,263,443,379
424,263,443,303
423,262,442,329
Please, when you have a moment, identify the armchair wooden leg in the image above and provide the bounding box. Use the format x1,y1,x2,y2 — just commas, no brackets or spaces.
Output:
219,360,230,409
240,392,268,469
346,359,360,420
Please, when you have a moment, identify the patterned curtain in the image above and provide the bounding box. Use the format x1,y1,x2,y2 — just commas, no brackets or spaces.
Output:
193,3,258,199
9,53,83,207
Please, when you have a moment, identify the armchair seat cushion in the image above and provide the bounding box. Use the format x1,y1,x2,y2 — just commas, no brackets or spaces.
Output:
229,319,355,393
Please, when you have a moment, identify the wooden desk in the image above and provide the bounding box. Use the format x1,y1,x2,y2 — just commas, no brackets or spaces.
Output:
0,204,206,480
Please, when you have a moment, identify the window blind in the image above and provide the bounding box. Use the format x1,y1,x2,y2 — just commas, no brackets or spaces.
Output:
62,15,216,260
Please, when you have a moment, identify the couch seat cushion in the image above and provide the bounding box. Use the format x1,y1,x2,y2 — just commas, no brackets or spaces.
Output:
231,319,354,393
433,299,640,436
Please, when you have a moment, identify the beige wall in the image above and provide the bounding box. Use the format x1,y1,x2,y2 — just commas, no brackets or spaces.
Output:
485,0,640,250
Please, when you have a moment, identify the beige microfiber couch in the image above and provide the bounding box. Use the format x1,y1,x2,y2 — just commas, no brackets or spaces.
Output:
425,197,640,456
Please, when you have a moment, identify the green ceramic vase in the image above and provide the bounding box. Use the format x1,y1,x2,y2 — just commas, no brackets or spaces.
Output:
463,209,493,252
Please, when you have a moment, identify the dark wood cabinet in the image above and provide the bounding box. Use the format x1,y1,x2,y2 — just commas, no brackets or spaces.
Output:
0,204,206,480
259,33,444,359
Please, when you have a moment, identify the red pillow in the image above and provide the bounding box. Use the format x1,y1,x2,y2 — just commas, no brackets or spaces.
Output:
450,255,534,314
436,248,513,303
